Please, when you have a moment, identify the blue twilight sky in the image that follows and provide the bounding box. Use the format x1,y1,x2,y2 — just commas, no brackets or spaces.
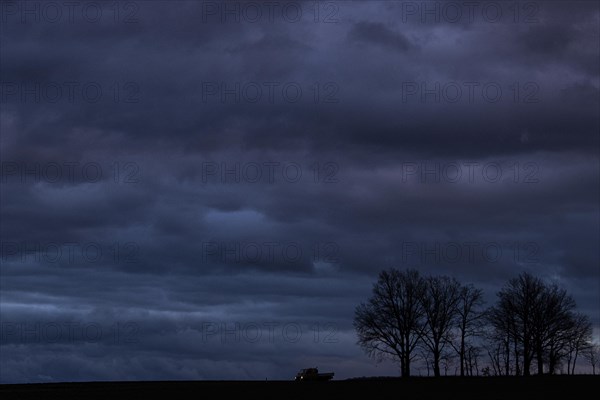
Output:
0,0,598,382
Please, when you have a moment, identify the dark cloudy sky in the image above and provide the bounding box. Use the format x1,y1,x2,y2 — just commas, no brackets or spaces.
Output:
0,0,598,383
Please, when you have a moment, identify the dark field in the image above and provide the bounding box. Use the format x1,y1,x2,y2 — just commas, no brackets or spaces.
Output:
1,376,597,399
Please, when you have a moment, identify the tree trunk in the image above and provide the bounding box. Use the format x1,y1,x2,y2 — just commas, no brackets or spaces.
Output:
459,332,466,377
513,339,520,376
523,334,532,376
548,355,556,375
433,350,441,377
505,339,511,376
536,350,544,375
402,355,411,377
523,352,531,376
399,354,405,377
433,362,441,377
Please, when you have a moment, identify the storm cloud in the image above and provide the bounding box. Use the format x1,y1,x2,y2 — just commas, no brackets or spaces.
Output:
0,0,598,382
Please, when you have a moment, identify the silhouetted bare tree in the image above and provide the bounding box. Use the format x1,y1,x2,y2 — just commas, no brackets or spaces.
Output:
486,308,516,376
493,273,546,375
532,283,578,374
419,348,432,376
356,269,593,378
420,276,461,377
486,341,504,376
464,343,481,376
584,344,599,375
354,269,426,377
530,283,575,375
487,273,589,375
451,284,485,376
565,314,592,375
440,351,456,376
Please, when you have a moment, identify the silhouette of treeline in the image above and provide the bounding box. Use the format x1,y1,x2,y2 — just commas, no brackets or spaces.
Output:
354,269,599,377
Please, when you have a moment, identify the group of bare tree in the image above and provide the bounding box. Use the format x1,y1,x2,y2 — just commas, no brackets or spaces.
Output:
354,269,597,377
486,273,594,376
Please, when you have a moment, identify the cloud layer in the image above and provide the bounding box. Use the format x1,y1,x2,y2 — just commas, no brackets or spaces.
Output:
1,0,599,382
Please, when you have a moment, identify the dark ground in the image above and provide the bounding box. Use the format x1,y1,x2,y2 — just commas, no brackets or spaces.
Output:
1,376,597,399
